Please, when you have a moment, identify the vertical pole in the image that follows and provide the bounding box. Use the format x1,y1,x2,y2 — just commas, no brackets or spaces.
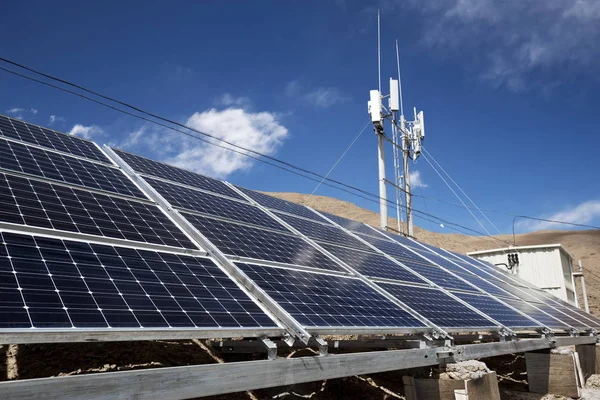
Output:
377,133,387,230
579,260,590,313
391,112,402,233
401,116,413,237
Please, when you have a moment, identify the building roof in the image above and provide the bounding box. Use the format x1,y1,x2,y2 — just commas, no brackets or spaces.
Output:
467,244,576,261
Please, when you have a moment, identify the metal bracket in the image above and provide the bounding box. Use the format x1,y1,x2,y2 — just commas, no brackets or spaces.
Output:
497,329,515,342
261,338,278,360
569,328,580,337
311,337,328,357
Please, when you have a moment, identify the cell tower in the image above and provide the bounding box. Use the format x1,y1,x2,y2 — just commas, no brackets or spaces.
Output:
367,16,425,237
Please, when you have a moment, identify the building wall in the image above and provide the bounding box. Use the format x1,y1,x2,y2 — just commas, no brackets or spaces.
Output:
472,247,575,305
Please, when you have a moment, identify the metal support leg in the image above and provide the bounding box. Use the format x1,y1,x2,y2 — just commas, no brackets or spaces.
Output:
261,338,277,361
311,337,328,357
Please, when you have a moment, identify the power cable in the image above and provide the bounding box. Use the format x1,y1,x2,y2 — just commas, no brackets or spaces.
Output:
306,119,370,205
422,147,505,237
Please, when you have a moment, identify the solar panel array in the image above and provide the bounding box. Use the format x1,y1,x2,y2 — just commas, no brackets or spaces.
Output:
0,115,280,335
0,113,598,343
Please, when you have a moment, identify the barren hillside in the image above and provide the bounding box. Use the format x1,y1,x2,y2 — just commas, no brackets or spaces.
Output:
268,192,600,315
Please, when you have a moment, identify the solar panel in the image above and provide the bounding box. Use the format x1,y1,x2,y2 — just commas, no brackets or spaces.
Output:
318,243,427,284
112,149,244,200
0,232,277,329
376,282,497,328
321,212,383,238
0,115,110,163
143,176,286,231
182,213,345,272
0,172,195,249
356,234,430,263
236,263,425,328
235,186,329,223
451,291,541,328
500,298,566,328
399,260,479,292
451,273,518,299
275,212,373,252
0,138,145,198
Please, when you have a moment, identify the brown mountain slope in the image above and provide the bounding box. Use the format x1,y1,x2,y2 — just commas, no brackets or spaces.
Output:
267,192,600,314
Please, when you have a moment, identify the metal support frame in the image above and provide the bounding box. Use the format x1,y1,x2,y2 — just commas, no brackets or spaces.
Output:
103,146,313,344
0,335,594,400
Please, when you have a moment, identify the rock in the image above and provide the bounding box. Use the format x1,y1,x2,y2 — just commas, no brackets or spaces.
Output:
586,374,600,388
440,360,491,380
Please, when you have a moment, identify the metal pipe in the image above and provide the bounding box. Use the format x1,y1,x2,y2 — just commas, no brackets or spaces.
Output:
377,133,387,230
579,260,590,313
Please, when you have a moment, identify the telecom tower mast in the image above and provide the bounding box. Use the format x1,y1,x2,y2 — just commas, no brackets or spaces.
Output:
367,16,425,236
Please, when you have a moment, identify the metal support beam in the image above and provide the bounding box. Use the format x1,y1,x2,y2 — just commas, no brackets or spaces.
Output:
1,336,596,400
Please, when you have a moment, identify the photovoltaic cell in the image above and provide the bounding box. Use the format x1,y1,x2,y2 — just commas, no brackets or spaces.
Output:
0,172,195,249
398,260,478,292
234,186,329,222
0,138,145,198
452,291,540,328
322,212,383,238
541,295,600,328
276,212,373,252
112,149,244,200
0,232,277,329
356,234,431,264
182,213,345,272
0,115,110,163
377,282,497,328
237,263,425,328
453,273,518,299
144,176,286,231
318,243,427,284
500,298,567,328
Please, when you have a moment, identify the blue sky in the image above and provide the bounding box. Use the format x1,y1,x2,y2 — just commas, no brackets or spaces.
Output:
1,0,599,236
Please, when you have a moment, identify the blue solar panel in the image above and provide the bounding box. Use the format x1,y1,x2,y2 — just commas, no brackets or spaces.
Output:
451,291,540,328
500,298,566,328
144,176,286,231
377,282,497,328
112,149,244,200
318,243,427,284
237,263,425,328
0,115,110,163
275,212,373,252
0,172,195,249
182,213,345,272
356,234,430,263
0,232,277,329
398,260,478,292
0,138,145,198
234,186,329,222
321,212,383,237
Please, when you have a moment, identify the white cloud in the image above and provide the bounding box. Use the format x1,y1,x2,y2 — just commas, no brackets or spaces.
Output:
515,200,600,232
68,124,104,139
304,87,351,108
285,80,350,108
118,107,288,179
410,170,428,188
30,108,38,115
49,115,65,125
217,93,251,108
397,0,600,90
6,108,25,119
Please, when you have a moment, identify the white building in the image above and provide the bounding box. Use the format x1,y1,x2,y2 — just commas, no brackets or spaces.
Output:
468,244,579,306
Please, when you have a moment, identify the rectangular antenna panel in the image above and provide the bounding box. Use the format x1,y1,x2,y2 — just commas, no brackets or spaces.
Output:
369,90,382,123
389,79,399,112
